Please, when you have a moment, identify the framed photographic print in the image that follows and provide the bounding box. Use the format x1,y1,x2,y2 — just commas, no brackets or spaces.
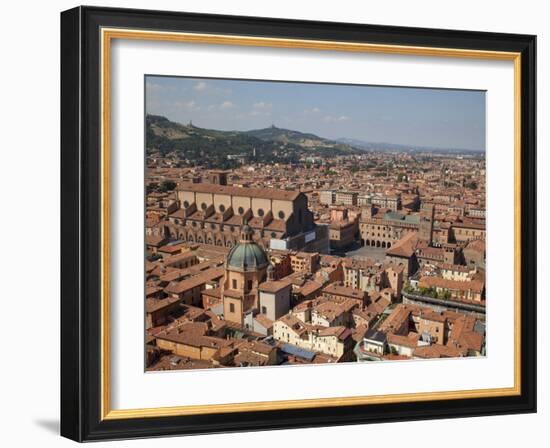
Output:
60,6,537,442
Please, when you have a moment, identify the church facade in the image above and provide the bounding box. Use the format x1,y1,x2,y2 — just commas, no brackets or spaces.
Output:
160,180,328,252
221,223,291,330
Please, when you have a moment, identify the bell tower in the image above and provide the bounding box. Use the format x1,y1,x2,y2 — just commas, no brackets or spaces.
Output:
222,222,270,327
419,204,434,244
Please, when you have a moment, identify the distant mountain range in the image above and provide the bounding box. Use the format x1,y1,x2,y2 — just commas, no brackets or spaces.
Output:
146,115,483,167
336,137,484,155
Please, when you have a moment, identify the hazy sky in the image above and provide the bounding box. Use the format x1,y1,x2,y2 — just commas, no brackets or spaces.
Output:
145,76,486,151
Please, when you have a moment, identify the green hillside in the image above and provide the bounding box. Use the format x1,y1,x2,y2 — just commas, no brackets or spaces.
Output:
146,115,361,168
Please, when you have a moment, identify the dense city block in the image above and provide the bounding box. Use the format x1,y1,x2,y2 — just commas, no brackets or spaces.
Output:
144,116,486,371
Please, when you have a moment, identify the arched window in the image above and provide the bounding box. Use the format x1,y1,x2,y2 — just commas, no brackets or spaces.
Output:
219,204,225,212
201,203,207,210
238,206,245,215
278,211,285,219
257,208,264,217
183,200,189,208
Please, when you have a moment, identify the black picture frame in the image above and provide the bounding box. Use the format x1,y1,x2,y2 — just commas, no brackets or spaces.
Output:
61,5,536,442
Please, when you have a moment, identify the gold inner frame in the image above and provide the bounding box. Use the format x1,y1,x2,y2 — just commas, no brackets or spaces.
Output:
100,28,522,420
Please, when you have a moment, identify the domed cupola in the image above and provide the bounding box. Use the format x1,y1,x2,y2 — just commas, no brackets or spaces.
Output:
226,221,269,272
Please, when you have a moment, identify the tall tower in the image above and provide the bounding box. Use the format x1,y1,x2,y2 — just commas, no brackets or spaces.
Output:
419,204,435,244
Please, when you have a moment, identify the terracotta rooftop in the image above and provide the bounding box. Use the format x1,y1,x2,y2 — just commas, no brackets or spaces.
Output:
259,278,293,293
147,355,218,371
146,295,181,313
278,314,309,337
413,344,464,359
164,267,224,295
296,280,323,298
312,301,349,321
254,314,274,329
317,326,351,340
418,276,484,294
387,332,419,349
156,322,232,350
386,231,418,258
465,238,486,252
378,304,412,333
176,182,301,201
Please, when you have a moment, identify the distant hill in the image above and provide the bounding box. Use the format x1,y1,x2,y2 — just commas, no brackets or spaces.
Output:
245,125,328,146
336,137,484,155
146,115,482,168
245,125,361,154
146,115,362,168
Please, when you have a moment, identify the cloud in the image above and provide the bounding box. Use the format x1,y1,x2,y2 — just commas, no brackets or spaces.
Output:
249,110,272,117
184,100,198,110
219,101,234,110
253,101,272,109
192,81,232,97
172,100,199,111
250,101,272,117
145,81,164,92
206,101,235,111
323,115,350,123
194,81,208,91
304,107,321,114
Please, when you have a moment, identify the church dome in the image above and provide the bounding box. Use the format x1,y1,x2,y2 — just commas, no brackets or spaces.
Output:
226,243,269,271
226,222,269,271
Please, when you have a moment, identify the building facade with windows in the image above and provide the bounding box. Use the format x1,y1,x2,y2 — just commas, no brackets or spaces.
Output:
221,224,270,327
167,181,329,252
